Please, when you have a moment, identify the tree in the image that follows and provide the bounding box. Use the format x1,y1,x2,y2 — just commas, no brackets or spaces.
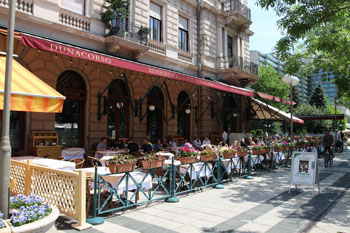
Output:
251,64,290,110
256,0,350,98
309,84,327,109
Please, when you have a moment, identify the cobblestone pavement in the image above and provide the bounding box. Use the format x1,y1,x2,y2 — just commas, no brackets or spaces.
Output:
57,150,350,233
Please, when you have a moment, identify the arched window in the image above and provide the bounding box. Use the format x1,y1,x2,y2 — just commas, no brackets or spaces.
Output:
55,70,86,147
107,79,129,140
147,86,164,143
177,91,191,140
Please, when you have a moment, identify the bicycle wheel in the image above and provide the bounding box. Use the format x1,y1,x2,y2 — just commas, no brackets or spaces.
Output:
330,154,333,166
324,153,328,168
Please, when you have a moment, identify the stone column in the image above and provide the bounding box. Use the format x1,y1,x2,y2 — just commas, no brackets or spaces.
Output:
216,26,223,69
223,28,228,68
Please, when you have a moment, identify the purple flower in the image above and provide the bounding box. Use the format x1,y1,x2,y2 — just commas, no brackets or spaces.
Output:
0,212,3,218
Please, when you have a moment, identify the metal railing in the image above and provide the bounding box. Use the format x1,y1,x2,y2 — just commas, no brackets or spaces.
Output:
222,0,251,20
107,21,148,45
228,54,259,75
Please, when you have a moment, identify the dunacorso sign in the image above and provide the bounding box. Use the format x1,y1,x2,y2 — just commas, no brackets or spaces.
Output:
21,34,253,97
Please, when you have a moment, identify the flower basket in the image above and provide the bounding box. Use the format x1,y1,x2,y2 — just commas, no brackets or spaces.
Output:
223,152,235,159
0,221,10,233
252,150,262,155
141,159,164,169
108,163,135,173
237,150,248,157
282,146,288,151
179,156,196,164
200,154,215,162
262,148,270,154
9,206,59,233
274,147,282,152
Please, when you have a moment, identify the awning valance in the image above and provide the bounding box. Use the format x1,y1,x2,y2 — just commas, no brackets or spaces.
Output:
0,56,65,112
297,114,344,120
250,98,304,124
256,92,296,105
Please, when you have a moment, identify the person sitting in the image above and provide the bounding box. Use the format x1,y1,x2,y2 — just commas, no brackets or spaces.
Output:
169,137,177,148
118,138,128,149
202,137,211,145
96,137,107,151
240,138,247,147
142,139,153,153
162,138,170,148
127,139,139,154
193,137,201,148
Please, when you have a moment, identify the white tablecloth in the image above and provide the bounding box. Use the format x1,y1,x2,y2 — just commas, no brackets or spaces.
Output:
156,152,174,159
61,148,85,160
163,159,181,166
76,168,152,195
274,152,286,163
13,157,76,172
100,155,115,167
222,158,241,174
95,150,125,158
179,162,213,180
250,155,264,166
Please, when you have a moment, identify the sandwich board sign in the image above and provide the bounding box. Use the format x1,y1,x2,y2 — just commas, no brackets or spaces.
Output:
289,151,320,196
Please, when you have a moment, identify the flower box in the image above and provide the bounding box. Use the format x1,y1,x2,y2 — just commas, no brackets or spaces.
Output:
179,156,196,164
108,163,135,173
274,147,282,152
9,206,59,233
282,146,288,151
223,152,235,159
0,220,11,233
262,148,270,154
252,150,262,155
237,151,248,157
200,154,215,162
141,159,164,169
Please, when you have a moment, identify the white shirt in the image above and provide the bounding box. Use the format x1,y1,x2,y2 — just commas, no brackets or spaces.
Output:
222,131,228,141
202,139,211,145
336,132,342,141
193,139,201,147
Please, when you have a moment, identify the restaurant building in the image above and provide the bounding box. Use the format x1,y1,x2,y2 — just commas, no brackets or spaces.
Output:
0,0,261,152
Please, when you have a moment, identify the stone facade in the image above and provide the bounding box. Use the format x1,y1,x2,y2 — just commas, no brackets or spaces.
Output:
0,0,255,150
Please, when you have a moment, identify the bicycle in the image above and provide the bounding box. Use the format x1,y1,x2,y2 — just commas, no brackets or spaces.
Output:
322,147,333,168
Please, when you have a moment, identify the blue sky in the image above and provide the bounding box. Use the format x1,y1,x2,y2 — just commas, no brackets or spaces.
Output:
248,1,283,55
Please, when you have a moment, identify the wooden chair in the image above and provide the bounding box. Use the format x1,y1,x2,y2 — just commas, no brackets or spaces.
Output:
57,157,65,160
86,177,113,215
86,155,102,167
70,159,85,169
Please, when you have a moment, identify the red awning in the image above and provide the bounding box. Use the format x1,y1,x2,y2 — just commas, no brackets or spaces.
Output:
20,34,254,97
256,92,296,105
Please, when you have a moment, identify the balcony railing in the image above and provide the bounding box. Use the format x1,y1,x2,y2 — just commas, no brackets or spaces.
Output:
223,0,251,20
106,20,148,46
228,55,258,75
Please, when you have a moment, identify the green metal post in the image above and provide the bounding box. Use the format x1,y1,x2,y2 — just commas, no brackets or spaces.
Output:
215,152,224,189
86,163,104,225
166,156,179,202
269,145,276,173
246,149,254,179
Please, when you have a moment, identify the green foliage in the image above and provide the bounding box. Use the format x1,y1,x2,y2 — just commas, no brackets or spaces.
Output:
108,154,136,164
251,64,290,110
294,103,332,133
328,105,347,130
101,0,130,22
256,0,350,98
309,84,327,109
255,129,264,137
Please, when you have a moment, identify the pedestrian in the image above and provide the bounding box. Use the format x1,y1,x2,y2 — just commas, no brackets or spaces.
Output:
222,129,228,145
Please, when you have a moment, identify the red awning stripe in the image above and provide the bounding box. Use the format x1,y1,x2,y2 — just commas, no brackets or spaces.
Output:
256,92,296,105
21,33,254,97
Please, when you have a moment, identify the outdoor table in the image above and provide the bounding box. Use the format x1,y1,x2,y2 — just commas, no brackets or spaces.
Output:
250,155,264,166
95,150,125,158
163,159,181,166
76,167,152,195
274,152,285,163
99,155,115,167
13,156,76,171
179,162,213,180
156,151,174,159
61,147,85,160
221,157,241,174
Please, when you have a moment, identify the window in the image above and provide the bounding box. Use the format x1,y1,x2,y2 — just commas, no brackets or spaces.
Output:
149,3,162,41
62,0,85,15
178,16,188,51
227,35,233,58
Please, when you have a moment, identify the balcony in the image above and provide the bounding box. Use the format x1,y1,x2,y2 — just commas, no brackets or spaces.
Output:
105,21,149,60
220,54,259,87
222,0,251,29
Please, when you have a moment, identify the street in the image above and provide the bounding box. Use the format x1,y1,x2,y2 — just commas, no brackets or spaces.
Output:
57,150,350,233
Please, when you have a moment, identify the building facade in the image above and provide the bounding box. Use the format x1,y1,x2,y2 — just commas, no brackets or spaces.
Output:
0,0,259,151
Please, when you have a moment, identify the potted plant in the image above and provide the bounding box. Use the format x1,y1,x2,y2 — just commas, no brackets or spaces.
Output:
252,146,262,155
282,142,289,151
101,0,130,36
141,153,164,169
200,150,216,162
222,149,236,159
108,154,136,173
289,142,295,151
179,145,198,164
0,212,10,233
237,147,248,157
8,194,59,233
262,145,270,154
273,143,282,152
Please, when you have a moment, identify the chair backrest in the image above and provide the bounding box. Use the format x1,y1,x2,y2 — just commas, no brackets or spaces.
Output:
86,155,102,167
75,159,85,168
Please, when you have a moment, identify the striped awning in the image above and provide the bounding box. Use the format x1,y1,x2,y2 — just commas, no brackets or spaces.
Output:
0,55,65,112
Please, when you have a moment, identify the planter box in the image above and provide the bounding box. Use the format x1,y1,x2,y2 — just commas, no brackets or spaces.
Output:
179,156,196,164
0,221,11,233
237,151,247,157
141,159,164,169
108,163,135,173
200,154,215,162
274,148,282,152
252,150,262,155
223,152,235,159
262,148,270,154
282,146,288,151
9,206,59,233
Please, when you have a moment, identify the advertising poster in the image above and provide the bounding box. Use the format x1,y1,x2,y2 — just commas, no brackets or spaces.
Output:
290,152,317,185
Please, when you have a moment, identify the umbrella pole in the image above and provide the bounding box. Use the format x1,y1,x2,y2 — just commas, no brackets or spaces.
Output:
0,0,16,219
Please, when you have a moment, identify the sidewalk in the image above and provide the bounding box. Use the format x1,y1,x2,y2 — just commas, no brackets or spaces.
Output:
57,151,350,233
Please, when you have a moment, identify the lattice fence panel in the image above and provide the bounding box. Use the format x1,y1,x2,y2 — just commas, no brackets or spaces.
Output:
10,160,26,195
30,165,79,218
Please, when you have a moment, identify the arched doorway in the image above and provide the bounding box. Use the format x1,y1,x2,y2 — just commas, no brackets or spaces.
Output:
177,91,191,140
55,70,87,147
147,86,164,143
107,79,129,140
223,94,238,132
